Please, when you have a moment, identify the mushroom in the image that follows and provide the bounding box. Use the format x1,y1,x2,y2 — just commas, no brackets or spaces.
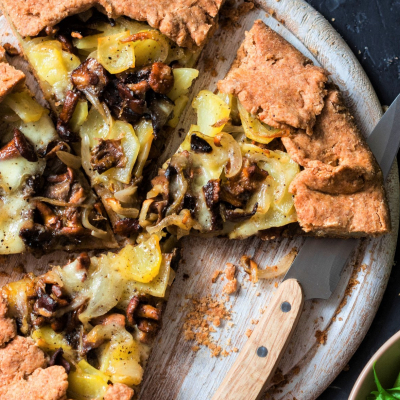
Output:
0,128,37,162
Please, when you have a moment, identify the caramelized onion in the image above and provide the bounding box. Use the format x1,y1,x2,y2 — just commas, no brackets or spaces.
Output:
32,197,91,208
105,198,139,218
216,132,242,178
82,207,109,239
114,186,138,203
56,151,82,169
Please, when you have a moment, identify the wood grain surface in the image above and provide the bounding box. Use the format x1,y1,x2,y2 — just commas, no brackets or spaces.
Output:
0,1,398,399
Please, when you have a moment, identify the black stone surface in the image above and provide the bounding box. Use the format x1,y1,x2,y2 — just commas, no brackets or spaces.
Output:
303,1,400,399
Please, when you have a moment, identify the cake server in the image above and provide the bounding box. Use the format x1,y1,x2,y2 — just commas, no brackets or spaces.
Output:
213,93,400,400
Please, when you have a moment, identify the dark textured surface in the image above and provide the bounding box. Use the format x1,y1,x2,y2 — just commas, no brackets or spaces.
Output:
305,1,400,399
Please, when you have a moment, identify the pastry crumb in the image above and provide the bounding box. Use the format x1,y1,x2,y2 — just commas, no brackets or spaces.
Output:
223,278,238,295
211,270,222,283
315,329,327,345
245,329,253,338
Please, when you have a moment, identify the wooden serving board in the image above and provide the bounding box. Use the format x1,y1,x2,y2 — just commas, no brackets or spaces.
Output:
0,1,398,399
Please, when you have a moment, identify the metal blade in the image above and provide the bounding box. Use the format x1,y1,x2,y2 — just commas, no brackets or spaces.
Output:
284,94,400,300
367,93,400,179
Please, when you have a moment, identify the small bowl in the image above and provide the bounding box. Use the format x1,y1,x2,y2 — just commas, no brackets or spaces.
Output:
349,330,400,400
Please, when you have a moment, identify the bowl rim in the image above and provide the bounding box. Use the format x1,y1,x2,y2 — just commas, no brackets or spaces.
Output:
349,330,400,399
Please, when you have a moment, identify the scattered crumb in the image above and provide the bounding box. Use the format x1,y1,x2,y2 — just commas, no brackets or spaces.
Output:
343,364,350,371
221,350,229,357
315,330,327,345
232,347,239,353
3,43,19,56
211,270,222,283
223,278,238,295
182,273,190,281
250,319,259,325
245,329,253,338
228,322,234,328
274,282,278,288
192,345,200,352
225,263,236,281
293,366,300,375
339,317,343,321
226,338,231,346
271,369,286,386
183,295,232,357
256,291,260,297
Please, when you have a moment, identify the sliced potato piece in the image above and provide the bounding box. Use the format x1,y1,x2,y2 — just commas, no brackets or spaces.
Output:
133,119,154,177
192,90,231,137
68,360,109,400
168,95,189,128
238,101,282,144
112,234,162,283
69,100,89,132
133,30,169,66
3,91,45,123
98,31,135,74
167,68,199,101
100,120,140,184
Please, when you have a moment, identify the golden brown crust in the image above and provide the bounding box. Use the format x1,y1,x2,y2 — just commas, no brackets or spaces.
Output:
284,86,390,236
0,336,47,385
0,0,224,48
0,366,68,400
0,61,25,104
104,383,134,400
0,297,16,347
218,20,328,134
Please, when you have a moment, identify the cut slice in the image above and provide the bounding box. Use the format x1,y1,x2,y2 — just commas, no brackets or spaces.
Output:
1,238,176,400
142,20,390,239
0,3,222,241
0,51,116,254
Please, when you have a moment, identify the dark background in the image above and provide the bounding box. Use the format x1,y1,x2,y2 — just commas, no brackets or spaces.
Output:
304,1,400,399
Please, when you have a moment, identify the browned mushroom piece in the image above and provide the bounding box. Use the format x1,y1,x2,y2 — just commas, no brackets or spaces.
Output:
55,33,76,54
0,128,38,162
71,58,109,95
91,313,126,327
148,62,174,94
90,139,127,174
120,31,154,43
117,82,147,114
136,304,161,321
137,330,153,345
127,80,150,97
76,252,91,271
43,140,70,159
35,202,61,229
56,119,80,143
137,319,159,334
48,348,71,373
59,90,80,125
43,167,75,202
126,296,140,327
113,218,142,237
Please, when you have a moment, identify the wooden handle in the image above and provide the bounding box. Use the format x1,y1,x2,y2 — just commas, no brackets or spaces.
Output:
212,279,304,400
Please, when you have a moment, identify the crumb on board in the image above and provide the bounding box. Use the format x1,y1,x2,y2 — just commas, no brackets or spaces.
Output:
183,295,232,357
211,270,222,283
225,263,236,280
223,278,238,295
250,319,259,325
245,328,253,338
315,329,327,345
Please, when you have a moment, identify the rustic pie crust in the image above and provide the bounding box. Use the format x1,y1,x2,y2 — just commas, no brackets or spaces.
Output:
0,13,391,400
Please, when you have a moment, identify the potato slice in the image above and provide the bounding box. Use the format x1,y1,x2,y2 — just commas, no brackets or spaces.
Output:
99,339,143,386
133,118,154,178
98,31,135,74
100,120,140,184
167,68,199,101
113,234,162,283
133,30,169,66
68,360,109,400
69,100,89,132
238,101,282,144
168,95,189,128
31,326,76,362
3,91,45,123
192,90,231,137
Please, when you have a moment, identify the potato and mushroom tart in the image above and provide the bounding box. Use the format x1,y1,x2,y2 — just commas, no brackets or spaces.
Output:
0,66,116,254
142,90,300,240
17,9,200,239
1,235,176,399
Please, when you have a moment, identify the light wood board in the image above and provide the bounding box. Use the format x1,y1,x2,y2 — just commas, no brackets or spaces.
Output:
0,1,398,399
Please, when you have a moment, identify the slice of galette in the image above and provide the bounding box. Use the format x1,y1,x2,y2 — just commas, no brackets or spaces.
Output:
141,20,390,239
1,234,176,400
0,50,116,254
0,0,224,239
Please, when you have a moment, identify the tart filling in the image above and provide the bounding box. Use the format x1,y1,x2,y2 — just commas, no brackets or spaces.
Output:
1,235,175,398
18,10,200,238
142,90,300,239
0,75,115,254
